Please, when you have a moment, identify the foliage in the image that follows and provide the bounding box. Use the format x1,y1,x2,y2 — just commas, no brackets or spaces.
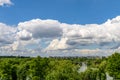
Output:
0,52,119,80
106,52,120,78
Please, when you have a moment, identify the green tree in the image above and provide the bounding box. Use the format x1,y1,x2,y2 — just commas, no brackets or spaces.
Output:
28,56,49,80
46,60,80,80
0,58,21,80
106,52,120,78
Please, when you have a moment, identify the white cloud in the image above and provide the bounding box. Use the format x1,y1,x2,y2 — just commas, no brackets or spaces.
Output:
45,38,68,51
17,30,32,41
45,16,120,51
1,16,120,56
0,0,12,6
11,41,19,51
71,18,120,45
0,23,16,46
18,19,62,39
10,38,40,51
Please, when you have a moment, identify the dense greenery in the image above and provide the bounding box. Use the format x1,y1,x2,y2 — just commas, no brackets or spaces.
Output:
0,52,119,80
106,52,120,79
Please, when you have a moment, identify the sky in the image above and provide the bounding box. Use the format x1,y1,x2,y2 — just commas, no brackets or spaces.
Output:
0,0,120,57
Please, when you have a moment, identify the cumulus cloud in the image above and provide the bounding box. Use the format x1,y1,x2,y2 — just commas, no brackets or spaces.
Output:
45,38,69,51
1,16,120,56
10,38,40,51
0,0,13,6
11,41,19,51
18,19,62,39
0,23,16,47
17,30,32,41
46,16,120,51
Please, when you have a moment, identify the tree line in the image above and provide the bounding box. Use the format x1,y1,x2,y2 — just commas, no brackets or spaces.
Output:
0,52,119,80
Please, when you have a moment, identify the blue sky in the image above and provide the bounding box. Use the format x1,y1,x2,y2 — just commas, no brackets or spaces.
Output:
0,0,120,25
1,0,120,57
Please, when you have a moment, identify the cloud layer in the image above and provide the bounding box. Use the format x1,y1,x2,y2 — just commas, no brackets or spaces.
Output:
46,16,120,52
1,16,120,56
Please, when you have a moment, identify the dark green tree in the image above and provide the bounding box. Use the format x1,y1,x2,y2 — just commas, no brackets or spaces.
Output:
106,52,120,79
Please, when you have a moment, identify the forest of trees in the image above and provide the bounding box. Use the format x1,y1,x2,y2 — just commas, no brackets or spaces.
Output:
0,52,120,80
